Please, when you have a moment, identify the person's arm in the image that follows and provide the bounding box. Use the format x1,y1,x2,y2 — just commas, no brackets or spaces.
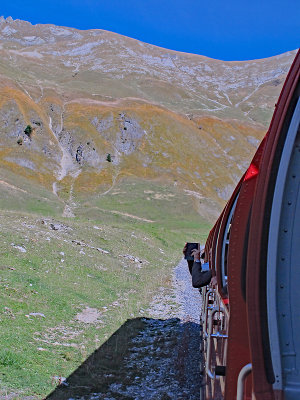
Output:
191,263,212,288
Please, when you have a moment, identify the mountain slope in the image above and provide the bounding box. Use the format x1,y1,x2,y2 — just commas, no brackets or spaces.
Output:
0,17,295,125
0,16,296,219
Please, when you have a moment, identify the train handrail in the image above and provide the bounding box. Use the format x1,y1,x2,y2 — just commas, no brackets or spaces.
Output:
203,288,215,338
236,363,252,400
206,308,227,379
201,286,207,323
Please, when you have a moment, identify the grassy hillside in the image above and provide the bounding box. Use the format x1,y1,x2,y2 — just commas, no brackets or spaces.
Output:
0,177,210,398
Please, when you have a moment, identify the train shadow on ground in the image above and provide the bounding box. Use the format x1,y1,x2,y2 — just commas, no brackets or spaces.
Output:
45,317,201,400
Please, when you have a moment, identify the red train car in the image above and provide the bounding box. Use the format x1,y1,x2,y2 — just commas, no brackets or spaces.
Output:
202,50,300,400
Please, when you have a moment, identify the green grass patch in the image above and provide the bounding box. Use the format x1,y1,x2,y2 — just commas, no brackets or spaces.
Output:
0,177,211,397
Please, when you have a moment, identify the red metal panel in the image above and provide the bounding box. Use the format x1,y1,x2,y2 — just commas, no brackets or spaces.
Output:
205,226,215,263
224,137,266,400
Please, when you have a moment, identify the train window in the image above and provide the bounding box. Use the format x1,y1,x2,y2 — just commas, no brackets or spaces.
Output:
220,193,239,289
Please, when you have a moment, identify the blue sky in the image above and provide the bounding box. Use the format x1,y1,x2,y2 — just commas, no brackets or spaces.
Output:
1,0,299,61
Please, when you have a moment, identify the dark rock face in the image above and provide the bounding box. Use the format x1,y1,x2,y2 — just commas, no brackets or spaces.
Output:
116,113,145,155
0,101,26,140
76,144,83,164
91,113,146,163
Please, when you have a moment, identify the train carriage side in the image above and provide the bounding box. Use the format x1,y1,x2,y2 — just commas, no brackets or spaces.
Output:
203,140,266,399
224,136,266,400
246,50,300,400
202,212,225,400
202,49,299,400
202,174,243,398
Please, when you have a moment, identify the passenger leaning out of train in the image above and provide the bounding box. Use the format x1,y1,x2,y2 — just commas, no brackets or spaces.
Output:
190,249,216,288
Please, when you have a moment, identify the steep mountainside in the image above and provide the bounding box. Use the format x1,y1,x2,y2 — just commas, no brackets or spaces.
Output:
0,16,297,398
0,16,296,219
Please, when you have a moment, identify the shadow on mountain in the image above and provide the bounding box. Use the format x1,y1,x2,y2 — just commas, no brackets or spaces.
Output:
45,317,201,400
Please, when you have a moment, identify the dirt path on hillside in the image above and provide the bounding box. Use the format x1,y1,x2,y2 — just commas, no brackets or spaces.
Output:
48,114,81,217
46,259,203,400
